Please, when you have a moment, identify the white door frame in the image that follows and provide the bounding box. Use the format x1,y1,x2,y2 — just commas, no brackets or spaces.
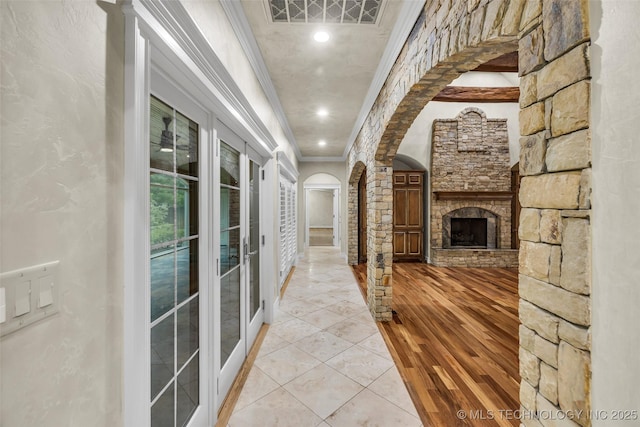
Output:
304,183,341,248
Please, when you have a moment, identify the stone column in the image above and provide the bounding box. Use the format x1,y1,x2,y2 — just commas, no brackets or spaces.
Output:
366,160,393,321
518,1,592,425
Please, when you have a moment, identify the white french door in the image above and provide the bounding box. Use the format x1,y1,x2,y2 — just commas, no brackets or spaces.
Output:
148,84,210,427
216,123,264,405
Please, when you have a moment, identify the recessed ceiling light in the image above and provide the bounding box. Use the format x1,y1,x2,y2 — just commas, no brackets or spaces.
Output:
318,140,327,146
314,31,330,43
317,108,328,117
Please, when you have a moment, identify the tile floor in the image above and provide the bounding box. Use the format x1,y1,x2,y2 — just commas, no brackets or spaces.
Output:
227,247,422,427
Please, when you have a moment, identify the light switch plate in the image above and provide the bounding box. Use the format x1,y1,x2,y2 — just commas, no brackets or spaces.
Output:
0,261,59,338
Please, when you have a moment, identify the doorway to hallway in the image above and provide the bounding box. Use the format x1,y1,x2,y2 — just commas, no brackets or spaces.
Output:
307,189,336,246
304,173,341,248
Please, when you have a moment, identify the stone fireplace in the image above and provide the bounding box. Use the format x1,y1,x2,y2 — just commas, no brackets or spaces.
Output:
430,108,518,267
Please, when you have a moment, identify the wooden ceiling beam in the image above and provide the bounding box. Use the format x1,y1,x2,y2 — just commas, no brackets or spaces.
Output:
473,51,519,72
432,86,520,103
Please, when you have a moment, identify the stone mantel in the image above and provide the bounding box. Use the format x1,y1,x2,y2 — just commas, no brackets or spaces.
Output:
434,191,514,201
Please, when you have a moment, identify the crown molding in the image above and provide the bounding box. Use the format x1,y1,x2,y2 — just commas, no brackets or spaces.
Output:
299,156,347,162
220,0,303,161
277,151,299,181
342,0,426,158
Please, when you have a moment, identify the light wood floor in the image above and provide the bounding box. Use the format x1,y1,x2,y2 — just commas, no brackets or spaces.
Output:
352,262,520,427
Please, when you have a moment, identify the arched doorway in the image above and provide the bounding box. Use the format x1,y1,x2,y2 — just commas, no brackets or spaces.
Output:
357,170,367,264
304,173,341,248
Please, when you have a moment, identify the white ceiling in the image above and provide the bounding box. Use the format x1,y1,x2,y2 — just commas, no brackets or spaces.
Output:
238,0,408,159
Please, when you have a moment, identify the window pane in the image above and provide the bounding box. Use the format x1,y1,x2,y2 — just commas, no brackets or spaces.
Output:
221,267,240,367
151,315,175,401
220,229,240,276
177,240,198,304
176,178,197,240
151,247,175,322
249,161,260,252
220,142,239,187
151,381,174,427
176,111,198,177
176,355,199,427
150,96,175,172
220,187,240,230
151,173,175,246
177,298,199,370
250,252,260,320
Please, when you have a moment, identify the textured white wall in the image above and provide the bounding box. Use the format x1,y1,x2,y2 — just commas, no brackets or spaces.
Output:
0,1,125,426
590,0,640,421
308,190,335,227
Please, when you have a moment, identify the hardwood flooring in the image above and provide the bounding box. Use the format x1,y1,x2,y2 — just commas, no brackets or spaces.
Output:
352,262,520,427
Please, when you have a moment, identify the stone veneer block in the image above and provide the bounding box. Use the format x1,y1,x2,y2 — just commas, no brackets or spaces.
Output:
558,320,590,351
519,25,544,76
560,218,591,295
520,172,581,209
501,0,526,36
538,44,590,100
520,72,538,107
519,102,545,135
468,5,485,47
546,129,591,172
542,0,590,62
481,0,507,41
534,334,558,368
519,131,547,175
519,299,559,343
558,342,591,426
520,324,536,352
540,209,562,244
519,241,551,281
520,347,541,386
540,363,559,405
579,168,592,209
519,274,590,326
537,395,582,427
519,208,540,242
549,245,562,286
520,0,542,32
522,416,545,427
551,80,590,137
520,378,537,411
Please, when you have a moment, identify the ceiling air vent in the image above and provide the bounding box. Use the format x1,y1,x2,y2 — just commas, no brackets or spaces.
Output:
268,0,383,24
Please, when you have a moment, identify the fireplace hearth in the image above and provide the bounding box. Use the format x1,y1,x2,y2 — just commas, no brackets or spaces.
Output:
451,218,487,247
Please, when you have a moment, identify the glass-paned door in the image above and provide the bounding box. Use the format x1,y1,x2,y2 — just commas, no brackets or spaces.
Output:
216,127,264,406
247,159,261,346
149,95,201,427
219,142,242,369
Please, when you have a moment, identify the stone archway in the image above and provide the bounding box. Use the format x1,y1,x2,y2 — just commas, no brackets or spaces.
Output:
348,160,367,265
347,0,592,423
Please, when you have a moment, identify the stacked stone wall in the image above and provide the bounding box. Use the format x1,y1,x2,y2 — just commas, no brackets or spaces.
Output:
430,107,515,267
346,1,592,422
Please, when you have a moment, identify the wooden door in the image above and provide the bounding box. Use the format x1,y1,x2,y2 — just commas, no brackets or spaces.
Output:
393,171,424,261
358,172,367,264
